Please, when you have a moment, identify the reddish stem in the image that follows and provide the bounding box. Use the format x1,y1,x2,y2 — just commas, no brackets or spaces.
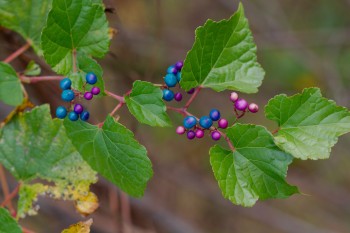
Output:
105,90,125,103
184,86,202,110
110,102,125,116
22,227,36,233
20,75,64,84
0,185,19,208
3,42,31,63
0,165,15,213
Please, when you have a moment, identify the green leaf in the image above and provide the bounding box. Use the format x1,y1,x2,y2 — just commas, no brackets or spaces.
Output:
0,0,52,54
210,124,298,207
41,0,110,75
64,116,153,197
0,208,22,233
265,87,350,160
24,61,41,76
180,3,265,93
0,105,97,217
0,62,23,106
125,81,172,127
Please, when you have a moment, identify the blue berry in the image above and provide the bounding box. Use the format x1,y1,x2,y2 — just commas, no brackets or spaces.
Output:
56,106,67,119
86,72,98,85
68,111,79,121
61,90,75,102
167,65,178,74
199,116,213,129
209,109,221,121
183,116,197,129
59,78,72,90
162,89,174,101
164,74,177,87
80,111,90,121
176,72,181,82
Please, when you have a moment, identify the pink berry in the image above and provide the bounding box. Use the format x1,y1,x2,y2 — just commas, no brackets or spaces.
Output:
91,86,100,95
84,92,93,100
230,92,239,102
176,126,186,135
195,129,205,138
174,92,183,102
234,98,248,111
187,130,196,140
211,131,221,141
218,118,228,129
248,103,259,113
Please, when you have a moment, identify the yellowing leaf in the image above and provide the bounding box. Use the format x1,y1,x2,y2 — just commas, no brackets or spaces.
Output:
62,219,93,233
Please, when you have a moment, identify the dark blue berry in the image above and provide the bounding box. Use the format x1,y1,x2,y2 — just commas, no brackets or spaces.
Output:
167,65,178,74
209,109,221,121
80,111,90,121
86,72,98,85
164,74,177,87
183,116,197,129
162,89,174,101
68,111,79,121
56,106,67,119
199,116,213,129
176,72,181,82
59,78,72,90
61,90,75,102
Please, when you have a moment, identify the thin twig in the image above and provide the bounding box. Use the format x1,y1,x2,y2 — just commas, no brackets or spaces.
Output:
0,165,15,213
105,90,125,103
0,184,19,208
110,102,125,116
3,42,31,63
20,75,64,84
184,86,202,110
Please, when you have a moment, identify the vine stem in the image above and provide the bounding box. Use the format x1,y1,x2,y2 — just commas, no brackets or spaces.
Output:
0,184,19,208
0,165,15,213
184,86,202,110
20,75,64,83
167,107,235,151
105,90,125,103
3,42,31,63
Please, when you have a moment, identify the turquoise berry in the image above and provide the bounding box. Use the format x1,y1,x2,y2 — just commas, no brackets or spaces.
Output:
59,78,72,90
209,109,221,121
61,90,75,102
86,72,98,85
183,116,197,129
80,111,90,121
167,65,178,74
162,89,174,101
68,111,79,121
199,116,213,129
176,72,181,82
56,106,67,119
164,74,177,87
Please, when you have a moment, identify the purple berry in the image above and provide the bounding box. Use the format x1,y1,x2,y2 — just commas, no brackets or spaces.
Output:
167,65,178,74
176,126,186,135
174,92,183,102
218,118,228,129
175,61,184,71
74,104,84,114
187,88,195,94
187,130,196,140
234,98,248,111
195,129,205,138
84,92,93,100
211,131,221,141
230,92,239,102
248,103,259,113
91,86,100,95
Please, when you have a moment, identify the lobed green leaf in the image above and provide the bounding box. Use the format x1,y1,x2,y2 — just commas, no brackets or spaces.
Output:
265,88,350,160
0,62,23,106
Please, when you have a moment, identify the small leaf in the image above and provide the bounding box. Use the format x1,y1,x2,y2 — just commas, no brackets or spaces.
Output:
125,81,172,127
0,208,22,233
41,0,110,75
210,124,298,207
0,105,97,218
24,61,41,76
61,219,93,233
64,116,153,197
0,62,23,106
180,3,264,93
265,88,350,160
0,0,52,54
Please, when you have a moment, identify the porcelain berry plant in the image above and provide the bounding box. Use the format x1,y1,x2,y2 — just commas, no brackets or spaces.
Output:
0,1,350,232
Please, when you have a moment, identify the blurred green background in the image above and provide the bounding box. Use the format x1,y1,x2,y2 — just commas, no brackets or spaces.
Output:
1,0,350,232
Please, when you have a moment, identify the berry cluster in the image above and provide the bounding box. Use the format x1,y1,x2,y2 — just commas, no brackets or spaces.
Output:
55,72,100,121
230,92,259,113
176,109,228,141
162,61,195,102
